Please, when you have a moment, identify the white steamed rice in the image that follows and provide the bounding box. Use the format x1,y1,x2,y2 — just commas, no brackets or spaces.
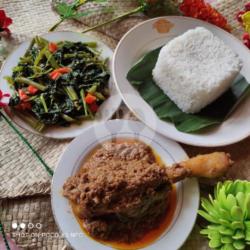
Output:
152,27,242,114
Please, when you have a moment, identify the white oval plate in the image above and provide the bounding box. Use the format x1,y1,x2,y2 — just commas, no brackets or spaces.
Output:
51,120,199,250
113,16,250,147
0,31,121,139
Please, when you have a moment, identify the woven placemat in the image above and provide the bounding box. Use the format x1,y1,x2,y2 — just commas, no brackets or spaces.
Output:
0,195,211,250
0,0,250,249
212,0,245,38
0,196,71,250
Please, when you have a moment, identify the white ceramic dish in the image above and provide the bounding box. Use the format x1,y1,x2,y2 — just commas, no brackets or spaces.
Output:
0,31,121,139
51,120,199,250
112,16,250,147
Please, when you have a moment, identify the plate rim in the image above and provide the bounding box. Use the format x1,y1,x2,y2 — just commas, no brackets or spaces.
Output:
0,31,122,139
112,16,250,147
51,119,200,250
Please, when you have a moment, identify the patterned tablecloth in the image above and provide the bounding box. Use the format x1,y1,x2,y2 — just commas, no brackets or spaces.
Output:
0,0,249,249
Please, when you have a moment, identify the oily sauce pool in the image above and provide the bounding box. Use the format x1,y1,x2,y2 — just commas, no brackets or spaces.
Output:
71,187,177,250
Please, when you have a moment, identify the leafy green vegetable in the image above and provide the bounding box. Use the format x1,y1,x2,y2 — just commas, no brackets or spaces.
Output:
7,36,110,132
15,77,47,91
127,47,250,133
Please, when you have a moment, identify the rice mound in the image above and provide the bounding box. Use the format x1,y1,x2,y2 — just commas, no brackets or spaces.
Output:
152,27,242,114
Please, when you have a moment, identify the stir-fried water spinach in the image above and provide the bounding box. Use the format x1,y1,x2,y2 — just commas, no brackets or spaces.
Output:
7,36,110,132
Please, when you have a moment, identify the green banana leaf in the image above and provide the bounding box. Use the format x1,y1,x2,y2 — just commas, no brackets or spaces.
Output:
127,48,250,133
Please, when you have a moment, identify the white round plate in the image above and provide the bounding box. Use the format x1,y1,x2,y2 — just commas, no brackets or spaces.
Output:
51,120,199,250
0,31,121,139
113,16,250,147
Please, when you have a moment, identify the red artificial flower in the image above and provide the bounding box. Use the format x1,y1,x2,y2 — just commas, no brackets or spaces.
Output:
236,10,246,23
180,0,230,31
243,32,250,40
236,2,250,49
245,2,250,11
0,9,12,35
0,90,10,108
242,32,250,49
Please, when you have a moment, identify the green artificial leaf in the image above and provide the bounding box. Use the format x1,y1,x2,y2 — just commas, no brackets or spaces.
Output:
200,228,210,235
56,2,74,18
208,225,223,231
231,221,245,230
222,236,233,244
209,237,222,248
245,221,250,229
223,243,236,250
198,210,218,224
225,182,235,196
220,227,234,236
219,208,231,221
201,198,220,218
245,224,250,241
127,48,250,133
215,182,223,200
234,181,246,194
233,240,246,250
232,229,245,240
236,192,246,212
56,2,91,19
199,181,250,250
246,183,250,194
244,194,250,219
220,219,232,227
218,186,228,209
55,0,109,21
231,206,244,221
208,230,221,240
